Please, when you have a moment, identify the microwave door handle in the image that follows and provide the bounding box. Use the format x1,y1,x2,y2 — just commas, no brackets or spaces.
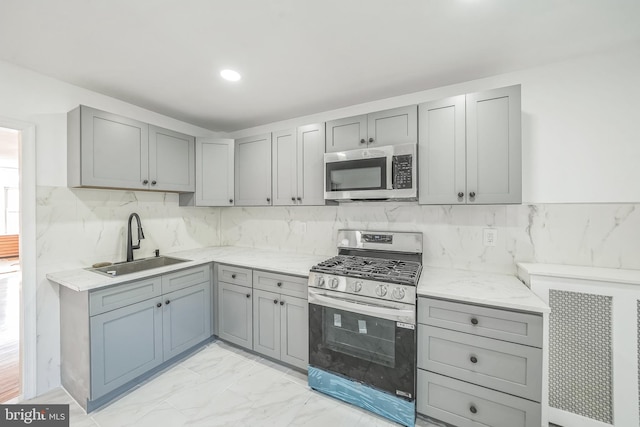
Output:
309,291,415,324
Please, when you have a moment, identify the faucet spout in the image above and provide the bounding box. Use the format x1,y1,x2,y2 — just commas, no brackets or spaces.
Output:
126,213,145,262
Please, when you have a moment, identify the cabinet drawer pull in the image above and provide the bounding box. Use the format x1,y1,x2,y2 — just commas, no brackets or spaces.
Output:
469,191,476,198
368,137,374,143
457,192,464,198
470,356,478,364
280,301,285,305
231,274,236,279
156,302,162,308
143,179,149,185
277,282,282,287
470,317,479,325
360,138,366,144
165,300,170,305
151,180,157,185
470,405,477,414
273,299,278,304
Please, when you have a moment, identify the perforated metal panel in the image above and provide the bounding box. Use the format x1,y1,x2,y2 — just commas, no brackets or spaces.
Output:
549,290,613,424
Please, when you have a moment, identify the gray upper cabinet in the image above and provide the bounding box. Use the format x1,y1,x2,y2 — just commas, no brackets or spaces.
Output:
149,125,195,192
272,124,325,206
194,138,235,206
325,105,417,153
68,105,195,193
419,85,521,205
234,133,272,206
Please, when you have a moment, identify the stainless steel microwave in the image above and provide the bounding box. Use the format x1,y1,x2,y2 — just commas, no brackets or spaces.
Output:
324,143,417,201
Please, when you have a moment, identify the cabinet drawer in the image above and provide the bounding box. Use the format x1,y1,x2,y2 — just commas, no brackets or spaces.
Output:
162,264,210,294
417,370,541,427
217,264,252,288
418,325,542,401
253,270,307,299
90,277,162,316
418,298,542,347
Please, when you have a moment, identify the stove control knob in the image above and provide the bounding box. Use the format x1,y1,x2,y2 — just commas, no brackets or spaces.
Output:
351,281,363,293
375,284,388,297
392,287,406,300
315,276,325,287
329,278,339,289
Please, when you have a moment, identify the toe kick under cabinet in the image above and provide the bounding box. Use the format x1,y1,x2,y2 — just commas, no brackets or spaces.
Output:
417,297,544,427
60,264,212,412
216,264,309,370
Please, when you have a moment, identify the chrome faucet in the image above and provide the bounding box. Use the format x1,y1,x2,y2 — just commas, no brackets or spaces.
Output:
126,213,145,262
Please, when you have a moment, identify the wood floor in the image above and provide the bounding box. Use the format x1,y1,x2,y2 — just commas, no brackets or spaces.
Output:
0,259,20,403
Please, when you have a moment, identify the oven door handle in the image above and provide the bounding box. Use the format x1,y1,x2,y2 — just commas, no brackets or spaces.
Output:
308,291,415,324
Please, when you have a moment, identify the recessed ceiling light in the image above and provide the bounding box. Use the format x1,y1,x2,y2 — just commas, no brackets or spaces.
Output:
220,69,241,82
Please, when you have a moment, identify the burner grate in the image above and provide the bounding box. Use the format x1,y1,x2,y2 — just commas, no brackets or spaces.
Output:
311,255,422,286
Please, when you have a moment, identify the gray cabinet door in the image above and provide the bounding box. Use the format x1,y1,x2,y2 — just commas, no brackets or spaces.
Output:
466,85,521,204
234,133,272,206
280,295,308,370
79,106,149,190
325,115,367,153
367,105,418,147
272,129,297,206
418,96,466,204
162,282,211,360
252,289,281,360
149,125,195,192
195,138,235,206
90,297,163,399
217,281,253,349
297,123,325,206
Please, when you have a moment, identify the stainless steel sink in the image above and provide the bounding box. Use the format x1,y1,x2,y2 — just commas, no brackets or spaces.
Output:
89,256,188,277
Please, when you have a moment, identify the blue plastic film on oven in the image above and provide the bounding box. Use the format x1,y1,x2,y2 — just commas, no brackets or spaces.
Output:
308,366,416,427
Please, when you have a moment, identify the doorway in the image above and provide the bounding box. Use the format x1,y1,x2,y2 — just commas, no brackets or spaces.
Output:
0,126,20,402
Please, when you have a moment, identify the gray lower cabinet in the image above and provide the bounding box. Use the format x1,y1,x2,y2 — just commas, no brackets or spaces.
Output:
60,264,212,411
217,281,253,349
417,296,543,426
67,105,195,193
252,288,308,370
215,264,309,370
418,85,521,205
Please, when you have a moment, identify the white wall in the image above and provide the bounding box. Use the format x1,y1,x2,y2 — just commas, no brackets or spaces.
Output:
0,59,224,395
230,44,640,204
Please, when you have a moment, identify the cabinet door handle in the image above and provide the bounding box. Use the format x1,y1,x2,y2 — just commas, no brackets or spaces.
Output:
277,282,282,287
229,199,233,204
231,274,236,279
291,197,296,202
457,192,464,198
156,302,162,308
273,299,278,304
280,301,285,305
246,293,251,298
469,191,476,198
469,406,477,414
266,197,271,203
368,137,374,143
165,300,170,305
360,138,366,144
296,197,302,202
143,179,149,185
470,356,478,364
470,317,479,325
151,180,157,185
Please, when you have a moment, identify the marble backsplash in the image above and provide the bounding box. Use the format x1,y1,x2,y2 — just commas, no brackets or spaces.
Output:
220,202,640,274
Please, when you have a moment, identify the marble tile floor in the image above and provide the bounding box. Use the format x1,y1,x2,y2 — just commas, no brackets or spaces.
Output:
23,340,440,427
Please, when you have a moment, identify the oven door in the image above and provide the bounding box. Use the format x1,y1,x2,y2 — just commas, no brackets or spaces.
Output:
308,288,416,400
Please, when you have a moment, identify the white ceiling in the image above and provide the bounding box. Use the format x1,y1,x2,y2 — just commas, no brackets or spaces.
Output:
1,0,639,132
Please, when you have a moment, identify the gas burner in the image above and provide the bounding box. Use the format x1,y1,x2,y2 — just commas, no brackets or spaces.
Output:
311,255,422,286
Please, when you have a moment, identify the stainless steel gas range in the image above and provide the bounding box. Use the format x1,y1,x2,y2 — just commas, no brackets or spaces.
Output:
307,230,422,427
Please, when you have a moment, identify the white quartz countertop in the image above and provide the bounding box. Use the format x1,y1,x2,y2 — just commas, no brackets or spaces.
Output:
47,246,329,292
417,266,550,314
517,262,640,286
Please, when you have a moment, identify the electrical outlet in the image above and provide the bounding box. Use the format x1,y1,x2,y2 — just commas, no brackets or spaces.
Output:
483,228,497,247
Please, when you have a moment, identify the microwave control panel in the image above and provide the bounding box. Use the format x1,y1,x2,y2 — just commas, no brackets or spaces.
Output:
392,155,413,189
